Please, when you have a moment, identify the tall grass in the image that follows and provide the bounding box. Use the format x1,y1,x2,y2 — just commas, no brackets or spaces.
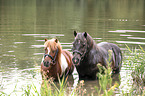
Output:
125,45,145,95
95,50,119,96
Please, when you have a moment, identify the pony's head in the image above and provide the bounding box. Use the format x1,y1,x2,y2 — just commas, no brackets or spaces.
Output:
43,38,62,67
72,31,93,65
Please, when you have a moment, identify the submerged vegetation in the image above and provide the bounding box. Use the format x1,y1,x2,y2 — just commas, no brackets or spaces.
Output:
0,45,145,96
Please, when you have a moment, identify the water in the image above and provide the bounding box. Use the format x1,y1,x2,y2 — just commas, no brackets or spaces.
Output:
0,0,145,95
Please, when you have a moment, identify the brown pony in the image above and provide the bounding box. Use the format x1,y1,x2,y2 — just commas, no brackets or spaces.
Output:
40,38,77,81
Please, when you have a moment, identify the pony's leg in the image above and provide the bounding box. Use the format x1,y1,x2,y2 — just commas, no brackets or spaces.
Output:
90,72,97,80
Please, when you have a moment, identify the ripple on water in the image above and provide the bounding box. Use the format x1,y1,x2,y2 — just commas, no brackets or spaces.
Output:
116,41,145,45
33,53,43,55
120,34,132,37
127,37,145,40
14,42,26,44
31,45,44,48
22,34,64,37
109,30,145,33
8,51,14,53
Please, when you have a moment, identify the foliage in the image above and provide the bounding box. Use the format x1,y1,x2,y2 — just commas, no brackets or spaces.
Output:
95,52,119,96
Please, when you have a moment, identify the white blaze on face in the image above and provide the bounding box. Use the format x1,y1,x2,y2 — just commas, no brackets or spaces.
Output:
47,47,50,54
42,45,51,63
44,44,50,54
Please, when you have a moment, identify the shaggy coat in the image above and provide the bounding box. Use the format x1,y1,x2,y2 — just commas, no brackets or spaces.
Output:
72,31,122,80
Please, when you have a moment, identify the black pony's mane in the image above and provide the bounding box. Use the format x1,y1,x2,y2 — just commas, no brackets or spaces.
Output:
75,32,98,51
85,33,96,49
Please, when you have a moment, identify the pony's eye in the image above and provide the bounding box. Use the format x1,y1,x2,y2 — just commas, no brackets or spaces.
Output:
44,47,47,52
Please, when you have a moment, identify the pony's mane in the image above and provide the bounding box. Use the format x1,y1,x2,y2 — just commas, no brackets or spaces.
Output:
44,38,62,65
77,32,95,49
86,33,96,48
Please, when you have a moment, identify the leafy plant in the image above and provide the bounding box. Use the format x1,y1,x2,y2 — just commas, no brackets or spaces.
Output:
95,50,119,96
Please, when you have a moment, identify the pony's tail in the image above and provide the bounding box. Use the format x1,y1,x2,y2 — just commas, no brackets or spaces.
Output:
112,47,122,73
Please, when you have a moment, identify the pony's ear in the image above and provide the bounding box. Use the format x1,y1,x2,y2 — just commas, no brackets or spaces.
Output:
84,32,87,38
45,38,47,42
74,31,77,37
55,39,58,43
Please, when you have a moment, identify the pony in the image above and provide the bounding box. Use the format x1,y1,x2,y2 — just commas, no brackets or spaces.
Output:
72,31,122,80
41,38,78,81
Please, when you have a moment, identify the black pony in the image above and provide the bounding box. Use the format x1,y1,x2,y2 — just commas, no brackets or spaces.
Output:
72,31,122,80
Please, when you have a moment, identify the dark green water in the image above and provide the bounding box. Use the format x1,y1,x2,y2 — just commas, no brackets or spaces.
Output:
0,0,145,95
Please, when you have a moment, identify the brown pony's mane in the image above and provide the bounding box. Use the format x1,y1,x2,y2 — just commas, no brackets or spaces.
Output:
44,38,62,65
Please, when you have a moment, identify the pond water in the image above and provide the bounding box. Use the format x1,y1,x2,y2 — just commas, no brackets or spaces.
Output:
0,0,145,95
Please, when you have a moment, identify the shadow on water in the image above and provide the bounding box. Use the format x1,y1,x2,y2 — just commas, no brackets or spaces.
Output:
0,0,145,95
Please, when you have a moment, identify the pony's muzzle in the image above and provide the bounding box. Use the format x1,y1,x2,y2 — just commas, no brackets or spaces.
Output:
72,57,80,65
43,61,50,67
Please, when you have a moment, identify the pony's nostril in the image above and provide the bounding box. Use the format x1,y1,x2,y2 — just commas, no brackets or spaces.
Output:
44,62,46,66
72,58,80,65
74,59,77,63
44,61,50,67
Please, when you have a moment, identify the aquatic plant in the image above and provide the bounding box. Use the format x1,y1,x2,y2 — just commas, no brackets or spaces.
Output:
125,45,145,95
95,53,119,96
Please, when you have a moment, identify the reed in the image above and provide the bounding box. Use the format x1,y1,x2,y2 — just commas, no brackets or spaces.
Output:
124,45,145,95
